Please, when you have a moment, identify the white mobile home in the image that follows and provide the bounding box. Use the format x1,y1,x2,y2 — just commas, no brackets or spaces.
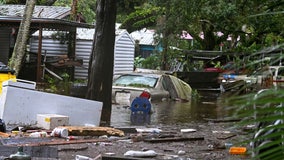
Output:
29,28,135,79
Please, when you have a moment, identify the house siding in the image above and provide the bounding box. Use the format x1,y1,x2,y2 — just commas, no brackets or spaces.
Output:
29,29,135,80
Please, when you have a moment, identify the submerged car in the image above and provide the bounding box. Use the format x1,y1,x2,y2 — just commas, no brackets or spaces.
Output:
112,72,192,105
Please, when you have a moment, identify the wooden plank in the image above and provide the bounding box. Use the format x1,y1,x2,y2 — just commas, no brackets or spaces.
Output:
5,138,110,147
59,126,125,137
0,131,10,138
102,155,153,160
217,134,236,140
143,137,204,143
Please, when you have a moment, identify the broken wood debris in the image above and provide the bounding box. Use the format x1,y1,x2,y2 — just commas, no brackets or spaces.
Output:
143,136,204,143
58,126,125,137
5,138,111,147
0,131,10,138
102,155,153,160
216,133,237,140
204,118,241,123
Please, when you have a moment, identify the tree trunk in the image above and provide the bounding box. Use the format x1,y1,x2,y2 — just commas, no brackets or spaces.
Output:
8,0,36,76
71,0,78,21
86,0,117,126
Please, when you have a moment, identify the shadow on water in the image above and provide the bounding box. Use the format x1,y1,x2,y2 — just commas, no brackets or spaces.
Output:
111,91,234,127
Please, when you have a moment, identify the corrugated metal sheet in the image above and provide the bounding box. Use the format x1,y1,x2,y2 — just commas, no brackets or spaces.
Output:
0,27,11,64
114,31,135,73
74,40,93,79
0,5,70,19
30,28,135,79
29,38,68,56
130,28,157,45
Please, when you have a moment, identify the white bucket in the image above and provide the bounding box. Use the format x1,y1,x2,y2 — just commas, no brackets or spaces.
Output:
51,127,68,138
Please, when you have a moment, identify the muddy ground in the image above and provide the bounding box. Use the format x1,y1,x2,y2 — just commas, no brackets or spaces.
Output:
46,121,252,160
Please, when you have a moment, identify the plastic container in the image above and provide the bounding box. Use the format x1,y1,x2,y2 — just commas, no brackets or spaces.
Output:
229,147,247,155
0,64,16,94
51,127,68,138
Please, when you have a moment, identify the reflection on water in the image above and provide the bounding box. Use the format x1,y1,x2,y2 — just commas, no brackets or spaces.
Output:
111,91,231,127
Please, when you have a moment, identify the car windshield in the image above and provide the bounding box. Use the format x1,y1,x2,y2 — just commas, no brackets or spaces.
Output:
113,75,158,88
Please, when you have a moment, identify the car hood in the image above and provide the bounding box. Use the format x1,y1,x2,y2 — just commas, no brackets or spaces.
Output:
112,85,149,92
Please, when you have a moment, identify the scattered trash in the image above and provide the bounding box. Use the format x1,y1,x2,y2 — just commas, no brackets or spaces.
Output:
124,150,157,158
104,152,115,156
144,136,204,143
180,128,197,133
9,146,31,160
98,142,113,146
67,136,79,140
99,135,108,139
212,130,231,134
51,127,68,138
208,144,214,149
75,155,93,160
136,128,162,133
29,131,48,138
131,133,144,142
108,136,121,140
225,142,233,149
229,147,247,155
177,150,186,155
117,139,133,143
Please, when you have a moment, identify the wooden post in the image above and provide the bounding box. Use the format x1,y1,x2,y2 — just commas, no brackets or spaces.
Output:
36,26,43,83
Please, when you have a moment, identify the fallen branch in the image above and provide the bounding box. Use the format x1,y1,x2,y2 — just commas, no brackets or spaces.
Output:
204,118,241,123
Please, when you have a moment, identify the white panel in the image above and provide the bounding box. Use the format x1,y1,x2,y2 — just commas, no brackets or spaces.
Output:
0,83,102,126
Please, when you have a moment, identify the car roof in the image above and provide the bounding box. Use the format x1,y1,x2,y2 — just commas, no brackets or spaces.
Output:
114,72,163,78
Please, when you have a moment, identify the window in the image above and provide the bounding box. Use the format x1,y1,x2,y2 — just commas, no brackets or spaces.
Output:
113,75,158,88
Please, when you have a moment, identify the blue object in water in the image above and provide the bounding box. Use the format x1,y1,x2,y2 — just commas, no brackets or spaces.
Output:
223,74,236,79
130,97,151,114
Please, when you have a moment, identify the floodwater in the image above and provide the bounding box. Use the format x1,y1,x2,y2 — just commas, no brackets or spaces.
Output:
111,91,233,127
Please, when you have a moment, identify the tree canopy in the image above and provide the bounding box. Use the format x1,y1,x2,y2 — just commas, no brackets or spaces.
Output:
120,0,283,51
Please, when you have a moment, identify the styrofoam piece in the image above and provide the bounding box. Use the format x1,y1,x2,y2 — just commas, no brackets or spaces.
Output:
37,114,69,130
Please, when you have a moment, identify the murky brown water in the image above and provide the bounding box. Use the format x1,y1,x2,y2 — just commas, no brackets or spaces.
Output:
111,91,232,127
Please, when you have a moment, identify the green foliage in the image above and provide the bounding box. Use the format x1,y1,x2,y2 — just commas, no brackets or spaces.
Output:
228,44,284,159
120,6,161,33
54,0,96,24
141,54,161,70
44,72,71,95
230,88,284,160
134,55,160,70
134,56,145,68
53,0,70,7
